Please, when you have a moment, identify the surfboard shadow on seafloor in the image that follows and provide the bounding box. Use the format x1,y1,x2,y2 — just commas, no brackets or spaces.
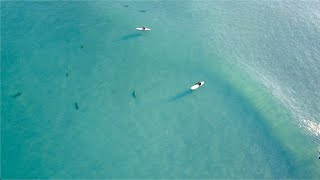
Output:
121,32,142,40
168,89,193,102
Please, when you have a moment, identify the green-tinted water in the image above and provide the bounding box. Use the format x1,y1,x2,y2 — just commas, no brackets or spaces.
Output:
2,1,320,178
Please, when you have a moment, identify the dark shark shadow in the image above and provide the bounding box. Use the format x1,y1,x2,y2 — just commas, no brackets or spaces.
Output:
121,32,142,40
168,89,193,102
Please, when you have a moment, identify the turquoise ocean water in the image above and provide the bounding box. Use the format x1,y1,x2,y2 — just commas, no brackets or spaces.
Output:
1,1,320,178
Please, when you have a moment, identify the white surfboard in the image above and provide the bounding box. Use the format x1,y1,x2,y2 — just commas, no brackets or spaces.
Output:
136,27,151,31
191,81,205,90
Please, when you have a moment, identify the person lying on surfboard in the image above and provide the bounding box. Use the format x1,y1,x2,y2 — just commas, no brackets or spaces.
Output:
191,81,205,90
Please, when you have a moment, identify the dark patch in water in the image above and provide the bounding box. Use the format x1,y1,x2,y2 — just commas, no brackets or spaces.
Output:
80,45,84,49
66,72,69,77
139,10,147,13
121,33,142,41
124,5,129,7
132,90,137,98
11,92,22,98
74,102,79,110
168,89,192,102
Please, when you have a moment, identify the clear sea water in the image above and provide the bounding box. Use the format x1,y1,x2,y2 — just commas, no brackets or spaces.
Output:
1,1,320,178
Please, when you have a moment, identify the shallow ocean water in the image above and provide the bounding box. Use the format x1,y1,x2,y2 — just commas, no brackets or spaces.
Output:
1,1,320,178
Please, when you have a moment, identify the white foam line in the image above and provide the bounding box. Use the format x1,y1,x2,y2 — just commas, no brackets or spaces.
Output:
240,61,320,141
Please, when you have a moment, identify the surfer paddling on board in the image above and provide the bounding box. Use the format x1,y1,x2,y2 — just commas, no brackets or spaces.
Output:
136,27,151,31
191,81,205,90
